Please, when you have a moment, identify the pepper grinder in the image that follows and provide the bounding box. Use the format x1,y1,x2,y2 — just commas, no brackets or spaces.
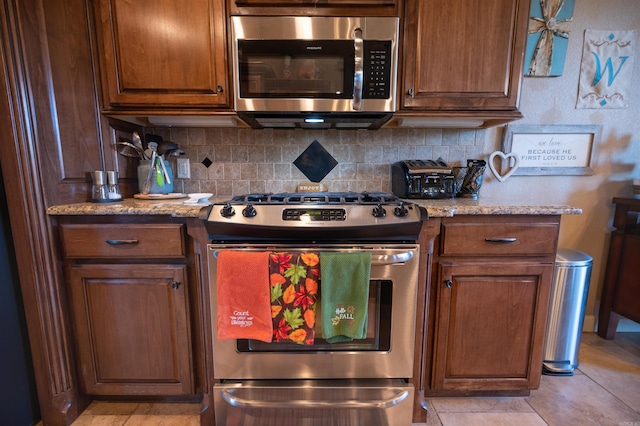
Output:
90,171,109,202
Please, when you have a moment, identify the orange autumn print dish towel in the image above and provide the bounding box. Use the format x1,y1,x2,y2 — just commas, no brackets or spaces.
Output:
269,252,320,345
216,251,273,343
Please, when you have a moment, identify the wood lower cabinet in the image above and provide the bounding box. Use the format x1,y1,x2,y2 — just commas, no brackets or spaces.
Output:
67,264,193,395
433,261,552,392
400,0,529,126
60,220,194,396
94,0,229,110
422,215,559,398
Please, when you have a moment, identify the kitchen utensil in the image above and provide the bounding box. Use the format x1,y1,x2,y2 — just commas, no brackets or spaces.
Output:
158,155,171,184
157,140,179,156
132,131,145,152
117,141,146,159
141,147,157,195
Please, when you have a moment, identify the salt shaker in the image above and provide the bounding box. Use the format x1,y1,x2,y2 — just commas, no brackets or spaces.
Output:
106,170,122,200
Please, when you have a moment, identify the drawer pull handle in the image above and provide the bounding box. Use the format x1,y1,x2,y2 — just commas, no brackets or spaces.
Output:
105,239,139,245
485,237,517,243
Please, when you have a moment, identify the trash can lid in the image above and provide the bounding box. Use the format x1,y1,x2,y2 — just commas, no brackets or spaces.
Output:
556,248,593,266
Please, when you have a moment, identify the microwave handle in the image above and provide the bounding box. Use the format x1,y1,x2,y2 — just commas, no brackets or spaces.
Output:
352,27,363,111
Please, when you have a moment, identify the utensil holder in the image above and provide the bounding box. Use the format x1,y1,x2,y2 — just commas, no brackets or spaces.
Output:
458,165,486,199
137,160,174,194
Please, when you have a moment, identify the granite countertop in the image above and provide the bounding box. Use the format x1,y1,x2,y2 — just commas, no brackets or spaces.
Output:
46,196,582,218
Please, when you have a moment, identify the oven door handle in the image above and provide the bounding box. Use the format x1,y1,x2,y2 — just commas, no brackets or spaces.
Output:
372,251,414,265
221,388,409,409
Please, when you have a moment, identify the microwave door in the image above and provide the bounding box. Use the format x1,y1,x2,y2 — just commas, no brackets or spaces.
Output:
237,40,355,101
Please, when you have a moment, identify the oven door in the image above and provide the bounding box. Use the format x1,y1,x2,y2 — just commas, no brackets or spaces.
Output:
208,244,420,380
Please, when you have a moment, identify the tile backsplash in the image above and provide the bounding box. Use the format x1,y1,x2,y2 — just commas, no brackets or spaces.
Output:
149,127,487,196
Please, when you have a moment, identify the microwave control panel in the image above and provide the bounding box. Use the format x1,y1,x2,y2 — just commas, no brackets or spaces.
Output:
363,41,392,99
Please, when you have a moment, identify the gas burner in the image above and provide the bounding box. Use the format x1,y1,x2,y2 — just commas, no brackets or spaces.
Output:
204,191,428,242
230,191,402,205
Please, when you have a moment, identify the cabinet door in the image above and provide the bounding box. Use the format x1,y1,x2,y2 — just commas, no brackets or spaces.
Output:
95,0,228,108
401,0,529,111
68,264,193,395
432,261,552,391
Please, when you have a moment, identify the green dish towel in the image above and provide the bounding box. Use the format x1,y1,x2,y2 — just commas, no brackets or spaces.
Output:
320,252,372,343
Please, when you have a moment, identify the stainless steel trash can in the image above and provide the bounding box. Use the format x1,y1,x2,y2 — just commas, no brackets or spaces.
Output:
542,248,593,375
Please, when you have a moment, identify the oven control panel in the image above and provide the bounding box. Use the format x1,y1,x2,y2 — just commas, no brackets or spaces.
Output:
282,208,346,221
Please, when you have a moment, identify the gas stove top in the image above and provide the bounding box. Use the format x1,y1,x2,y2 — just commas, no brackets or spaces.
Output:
202,191,428,242
229,191,402,205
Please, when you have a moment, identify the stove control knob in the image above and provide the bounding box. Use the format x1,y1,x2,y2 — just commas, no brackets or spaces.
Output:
220,202,235,218
242,204,257,218
372,203,387,218
394,202,409,218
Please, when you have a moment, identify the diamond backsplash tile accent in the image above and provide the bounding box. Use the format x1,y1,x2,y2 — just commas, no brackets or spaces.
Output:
293,140,338,183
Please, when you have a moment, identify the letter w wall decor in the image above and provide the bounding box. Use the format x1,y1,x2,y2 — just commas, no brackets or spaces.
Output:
577,30,637,109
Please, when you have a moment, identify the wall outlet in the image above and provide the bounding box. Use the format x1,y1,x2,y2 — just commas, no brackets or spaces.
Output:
176,158,190,179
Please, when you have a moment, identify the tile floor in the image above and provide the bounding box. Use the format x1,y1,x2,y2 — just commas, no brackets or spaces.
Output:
68,332,640,426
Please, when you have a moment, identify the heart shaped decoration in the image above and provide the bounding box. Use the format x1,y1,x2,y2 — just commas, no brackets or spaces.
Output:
489,151,520,182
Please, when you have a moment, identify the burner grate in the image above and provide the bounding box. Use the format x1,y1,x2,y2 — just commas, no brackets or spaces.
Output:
230,191,401,205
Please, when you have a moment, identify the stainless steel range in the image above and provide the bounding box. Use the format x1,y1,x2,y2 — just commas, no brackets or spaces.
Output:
202,192,427,426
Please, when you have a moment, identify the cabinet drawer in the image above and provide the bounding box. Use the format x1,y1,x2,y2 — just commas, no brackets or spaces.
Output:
441,222,558,256
61,224,185,258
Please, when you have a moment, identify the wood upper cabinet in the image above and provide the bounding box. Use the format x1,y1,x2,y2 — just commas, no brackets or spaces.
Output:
228,0,399,16
94,0,229,109
401,0,529,115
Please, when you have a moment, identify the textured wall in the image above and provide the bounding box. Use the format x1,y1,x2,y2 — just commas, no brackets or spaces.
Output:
151,127,486,196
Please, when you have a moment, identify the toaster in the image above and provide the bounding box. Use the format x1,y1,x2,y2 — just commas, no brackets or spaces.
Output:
391,160,456,199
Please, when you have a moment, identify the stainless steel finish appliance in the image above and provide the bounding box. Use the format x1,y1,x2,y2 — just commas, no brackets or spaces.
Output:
203,192,427,425
391,160,456,199
231,16,399,130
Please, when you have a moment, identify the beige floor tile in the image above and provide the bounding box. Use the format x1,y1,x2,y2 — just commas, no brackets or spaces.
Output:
578,344,640,411
430,396,535,413
437,412,547,426
80,401,140,416
613,332,640,359
131,402,201,416
123,415,200,426
527,374,640,426
422,398,443,426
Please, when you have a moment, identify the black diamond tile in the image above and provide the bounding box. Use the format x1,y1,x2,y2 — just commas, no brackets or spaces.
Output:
201,157,212,168
293,140,338,183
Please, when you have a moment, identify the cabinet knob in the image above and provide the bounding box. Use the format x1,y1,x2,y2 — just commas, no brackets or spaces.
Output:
444,279,452,289
217,85,224,92
408,88,414,98
172,282,181,290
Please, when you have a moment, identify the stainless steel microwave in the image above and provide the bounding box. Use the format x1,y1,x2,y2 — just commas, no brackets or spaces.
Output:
231,16,399,129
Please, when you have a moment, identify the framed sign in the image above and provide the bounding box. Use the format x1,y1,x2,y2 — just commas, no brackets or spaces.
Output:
502,124,601,176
